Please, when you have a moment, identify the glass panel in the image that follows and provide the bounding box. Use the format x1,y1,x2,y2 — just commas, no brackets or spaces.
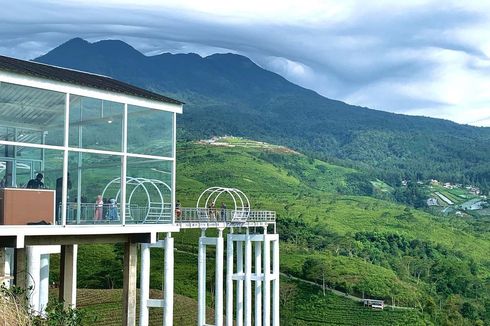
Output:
126,157,173,224
66,152,121,225
69,96,123,152
127,105,173,157
43,149,65,225
0,82,65,146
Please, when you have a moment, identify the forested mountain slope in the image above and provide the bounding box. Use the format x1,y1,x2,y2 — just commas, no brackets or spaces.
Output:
35,38,490,188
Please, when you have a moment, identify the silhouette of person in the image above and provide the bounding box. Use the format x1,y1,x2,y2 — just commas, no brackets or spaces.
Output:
26,173,45,189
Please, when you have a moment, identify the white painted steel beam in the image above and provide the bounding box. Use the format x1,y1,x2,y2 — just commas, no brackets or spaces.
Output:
215,229,224,326
244,230,252,326
255,241,262,326
236,239,243,326
263,231,270,326
272,238,280,326
198,231,207,326
164,234,174,326
226,230,234,326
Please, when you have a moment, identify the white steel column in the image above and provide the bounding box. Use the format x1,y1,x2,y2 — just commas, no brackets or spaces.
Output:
198,229,207,326
215,229,224,326
263,233,270,326
27,246,41,313
139,243,150,326
60,244,78,308
39,253,50,313
236,239,243,326
244,229,252,326
272,238,280,326
164,233,174,326
121,103,128,225
254,241,262,326
61,93,70,226
226,230,234,326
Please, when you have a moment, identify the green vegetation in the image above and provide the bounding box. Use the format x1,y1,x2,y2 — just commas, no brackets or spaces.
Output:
174,141,490,325
54,140,489,325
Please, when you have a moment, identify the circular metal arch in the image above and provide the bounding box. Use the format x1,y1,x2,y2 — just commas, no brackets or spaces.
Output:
102,177,171,221
196,187,250,221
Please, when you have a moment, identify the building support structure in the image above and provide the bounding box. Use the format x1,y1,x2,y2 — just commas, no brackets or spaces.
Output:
139,233,174,326
197,228,225,326
225,228,279,326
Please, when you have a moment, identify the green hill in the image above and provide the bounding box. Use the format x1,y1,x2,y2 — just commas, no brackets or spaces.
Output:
48,139,490,324
173,140,489,325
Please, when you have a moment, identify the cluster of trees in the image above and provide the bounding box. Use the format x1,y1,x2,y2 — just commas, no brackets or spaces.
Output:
278,216,489,324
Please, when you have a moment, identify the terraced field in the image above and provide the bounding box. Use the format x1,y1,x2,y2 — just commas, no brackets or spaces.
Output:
73,288,214,326
281,281,424,326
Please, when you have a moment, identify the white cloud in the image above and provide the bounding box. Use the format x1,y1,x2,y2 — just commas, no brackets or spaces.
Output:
0,0,490,126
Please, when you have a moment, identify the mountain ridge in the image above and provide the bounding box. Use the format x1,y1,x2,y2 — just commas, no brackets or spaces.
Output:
34,38,490,188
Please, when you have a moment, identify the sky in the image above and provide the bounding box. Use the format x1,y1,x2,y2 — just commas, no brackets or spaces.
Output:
1,0,489,126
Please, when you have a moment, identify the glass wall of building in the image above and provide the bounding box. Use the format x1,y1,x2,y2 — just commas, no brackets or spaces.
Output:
69,95,123,152
0,82,65,146
0,79,176,226
127,105,173,157
66,152,122,225
125,157,173,224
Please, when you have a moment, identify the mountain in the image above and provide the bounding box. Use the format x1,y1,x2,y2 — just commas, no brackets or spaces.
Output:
34,38,490,188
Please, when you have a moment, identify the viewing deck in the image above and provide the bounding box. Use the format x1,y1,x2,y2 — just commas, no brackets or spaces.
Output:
176,207,276,229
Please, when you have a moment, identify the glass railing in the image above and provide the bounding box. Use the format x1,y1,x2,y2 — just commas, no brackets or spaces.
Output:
64,202,172,225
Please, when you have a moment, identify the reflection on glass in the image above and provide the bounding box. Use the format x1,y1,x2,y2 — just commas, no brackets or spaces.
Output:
0,82,65,146
69,96,123,152
127,105,173,157
66,152,121,225
125,157,173,224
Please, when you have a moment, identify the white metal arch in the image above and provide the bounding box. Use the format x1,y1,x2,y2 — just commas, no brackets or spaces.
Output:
196,187,250,221
102,177,171,222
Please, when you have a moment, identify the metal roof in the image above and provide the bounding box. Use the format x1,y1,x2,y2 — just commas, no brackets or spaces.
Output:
0,55,183,105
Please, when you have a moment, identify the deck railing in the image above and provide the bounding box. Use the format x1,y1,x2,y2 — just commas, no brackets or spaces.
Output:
177,207,276,224
62,204,275,225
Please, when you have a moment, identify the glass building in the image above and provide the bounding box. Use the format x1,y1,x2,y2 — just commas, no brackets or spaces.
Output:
0,55,183,227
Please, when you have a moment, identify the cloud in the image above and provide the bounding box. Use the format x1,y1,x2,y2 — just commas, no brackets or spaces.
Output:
0,0,490,126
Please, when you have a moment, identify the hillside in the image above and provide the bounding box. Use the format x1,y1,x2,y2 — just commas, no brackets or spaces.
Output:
34,38,490,188
46,140,490,324
173,141,489,324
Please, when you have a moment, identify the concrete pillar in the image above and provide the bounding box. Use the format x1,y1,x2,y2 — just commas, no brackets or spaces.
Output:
255,241,262,326
164,234,174,326
226,230,234,326
236,239,243,326
5,248,14,288
139,243,150,326
39,254,50,313
14,248,27,290
215,229,224,326
272,238,280,326
59,245,77,308
27,246,41,313
0,247,5,284
244,229,252,326
123,242,137,326
198,230,206,326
